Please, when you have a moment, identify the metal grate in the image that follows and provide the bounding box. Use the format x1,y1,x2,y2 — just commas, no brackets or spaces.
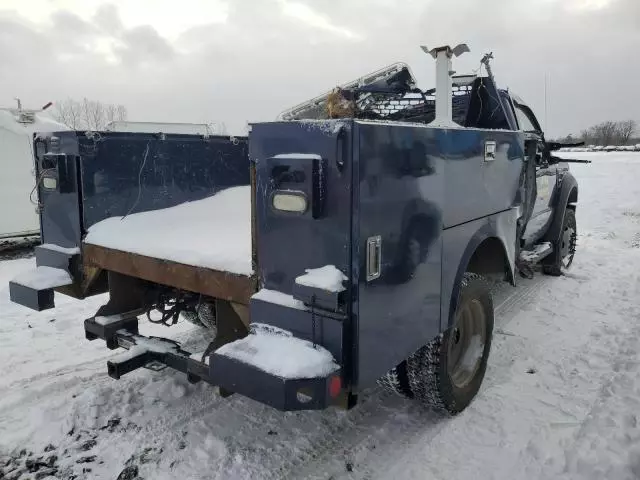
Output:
357,93,432,118
354,84,473,124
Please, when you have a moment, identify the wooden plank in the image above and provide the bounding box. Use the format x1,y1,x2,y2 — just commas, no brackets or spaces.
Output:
82,243,256,305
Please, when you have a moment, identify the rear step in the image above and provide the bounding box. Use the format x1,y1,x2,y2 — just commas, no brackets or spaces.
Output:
9,266,73,311
9,243,80,311
84,315,345,411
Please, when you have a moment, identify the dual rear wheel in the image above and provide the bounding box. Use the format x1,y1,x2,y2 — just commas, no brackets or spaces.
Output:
181,302,217,331
381,207,578,414
381,272,494,415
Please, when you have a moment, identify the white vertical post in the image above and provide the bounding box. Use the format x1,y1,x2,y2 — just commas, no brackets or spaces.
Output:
434,49,453,127
421,44,470,128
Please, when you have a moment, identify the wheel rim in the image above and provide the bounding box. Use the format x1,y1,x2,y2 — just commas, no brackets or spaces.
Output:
447,299,487,389
560,222,577,269
560,227,576,268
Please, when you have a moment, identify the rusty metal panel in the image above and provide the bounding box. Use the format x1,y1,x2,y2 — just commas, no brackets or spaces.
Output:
83,243,256,305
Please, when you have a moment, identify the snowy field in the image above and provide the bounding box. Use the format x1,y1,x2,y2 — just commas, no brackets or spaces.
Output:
1,152,639,480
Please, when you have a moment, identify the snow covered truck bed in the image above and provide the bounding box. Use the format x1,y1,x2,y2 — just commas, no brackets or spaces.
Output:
82,185,256,305
9,130,254,310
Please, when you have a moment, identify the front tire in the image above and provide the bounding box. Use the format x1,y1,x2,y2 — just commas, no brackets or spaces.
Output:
543,208,577,277
381,273,494,415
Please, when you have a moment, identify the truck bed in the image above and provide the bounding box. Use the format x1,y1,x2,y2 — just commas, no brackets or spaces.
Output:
82,185,256,305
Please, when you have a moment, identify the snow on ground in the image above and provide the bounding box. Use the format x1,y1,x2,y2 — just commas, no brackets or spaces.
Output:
84,185,252,276
0,152,639,479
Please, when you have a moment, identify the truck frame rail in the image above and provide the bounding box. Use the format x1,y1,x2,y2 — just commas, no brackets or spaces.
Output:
83,243,256,306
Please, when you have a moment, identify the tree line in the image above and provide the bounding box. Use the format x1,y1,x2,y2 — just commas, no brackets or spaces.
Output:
52,97,127,130
558,120,638,146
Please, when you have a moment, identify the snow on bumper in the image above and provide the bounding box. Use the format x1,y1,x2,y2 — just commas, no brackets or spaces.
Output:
215,324,339,379
8,243,80,311
211,324,343,411
9,266,73,311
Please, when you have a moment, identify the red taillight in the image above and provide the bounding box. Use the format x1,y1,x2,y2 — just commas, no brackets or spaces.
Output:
329,375,342,398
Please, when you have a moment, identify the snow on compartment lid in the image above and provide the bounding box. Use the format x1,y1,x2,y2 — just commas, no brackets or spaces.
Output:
215,324,339,380
251,289,307,310
295,265,347,293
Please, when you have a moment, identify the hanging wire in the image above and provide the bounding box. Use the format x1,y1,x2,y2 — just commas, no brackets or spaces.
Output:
121,141,151,220
146,290,195,327
476,62,486,124
475,58,508,125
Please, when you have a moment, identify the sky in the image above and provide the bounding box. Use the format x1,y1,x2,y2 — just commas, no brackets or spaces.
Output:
0,0,638,136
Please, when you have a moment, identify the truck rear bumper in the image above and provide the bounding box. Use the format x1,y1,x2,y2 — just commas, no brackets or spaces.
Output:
210,324,343,411
84,315,343,412
211,352,342,411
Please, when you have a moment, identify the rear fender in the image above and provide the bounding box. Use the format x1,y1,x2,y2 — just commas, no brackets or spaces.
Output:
544,171,578,244
445,218,516,329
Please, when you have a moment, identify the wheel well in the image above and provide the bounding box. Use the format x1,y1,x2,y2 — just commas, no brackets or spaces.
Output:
466,237,512,284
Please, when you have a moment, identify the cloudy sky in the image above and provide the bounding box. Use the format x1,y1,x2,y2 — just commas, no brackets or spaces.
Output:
1,0,638,136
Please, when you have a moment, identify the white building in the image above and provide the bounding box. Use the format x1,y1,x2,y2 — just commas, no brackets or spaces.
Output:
0,106,69,240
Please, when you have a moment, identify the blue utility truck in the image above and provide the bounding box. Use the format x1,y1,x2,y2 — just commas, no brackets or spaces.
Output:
8,46,586,414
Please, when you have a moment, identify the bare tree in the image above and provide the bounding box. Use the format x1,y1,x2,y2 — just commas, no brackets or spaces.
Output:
574,120,639,146
52,98,83,129
105,103,128,125
82,98,105,130
589,121,618,146
106,105,117,124
116,104,127,122
618,120,637,145
579,128,592,145
52,97,128,130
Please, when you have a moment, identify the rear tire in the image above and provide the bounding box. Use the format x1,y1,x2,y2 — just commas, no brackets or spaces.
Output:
380,273,494,414
543,208,577,277
181,302,217,331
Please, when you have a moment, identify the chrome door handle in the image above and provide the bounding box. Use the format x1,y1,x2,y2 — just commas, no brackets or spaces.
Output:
484,140,497,162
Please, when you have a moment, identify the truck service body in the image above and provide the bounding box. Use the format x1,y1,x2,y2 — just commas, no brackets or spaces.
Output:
8,46,583,414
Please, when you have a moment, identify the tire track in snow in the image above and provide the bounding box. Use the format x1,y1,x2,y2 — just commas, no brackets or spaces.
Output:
372,246,639,480
290,276,549,480
0,277,548,480
514,268,640,480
